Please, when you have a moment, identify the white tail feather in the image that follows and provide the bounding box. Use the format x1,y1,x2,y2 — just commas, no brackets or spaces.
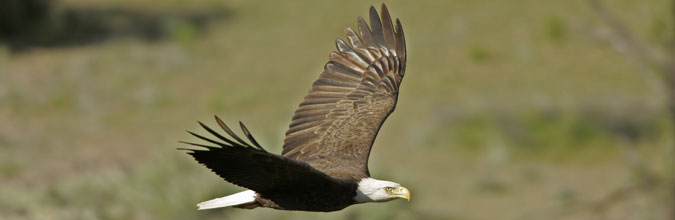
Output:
197,190,256,210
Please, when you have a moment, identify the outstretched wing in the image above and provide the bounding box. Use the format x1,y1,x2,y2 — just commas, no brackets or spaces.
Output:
282,4,406,180
181,116,340,192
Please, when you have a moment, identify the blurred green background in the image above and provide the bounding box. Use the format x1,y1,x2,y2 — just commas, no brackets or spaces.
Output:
1,0,673,219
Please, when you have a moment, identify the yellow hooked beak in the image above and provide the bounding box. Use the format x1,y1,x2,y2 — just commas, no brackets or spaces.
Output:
390,186,411,201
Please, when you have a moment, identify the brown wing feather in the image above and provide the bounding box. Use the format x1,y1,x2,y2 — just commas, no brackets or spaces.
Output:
282,4,406,180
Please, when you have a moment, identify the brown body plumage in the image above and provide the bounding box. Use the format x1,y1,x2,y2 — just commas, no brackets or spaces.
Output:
180,4,408,212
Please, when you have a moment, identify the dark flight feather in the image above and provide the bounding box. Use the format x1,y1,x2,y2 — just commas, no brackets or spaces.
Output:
214,116,255,148
181,120,338,192
238,121,265,152
369,6,385,48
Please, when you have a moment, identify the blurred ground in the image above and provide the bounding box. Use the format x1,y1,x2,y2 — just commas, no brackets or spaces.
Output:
0,0,673,219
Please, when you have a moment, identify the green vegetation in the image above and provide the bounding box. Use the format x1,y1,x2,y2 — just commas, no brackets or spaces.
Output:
0,0,672,219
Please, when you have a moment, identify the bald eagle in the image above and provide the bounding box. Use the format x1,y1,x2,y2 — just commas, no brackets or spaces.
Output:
180,4,408,212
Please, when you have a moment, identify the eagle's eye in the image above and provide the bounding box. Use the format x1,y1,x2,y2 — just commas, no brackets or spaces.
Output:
384,187,394,192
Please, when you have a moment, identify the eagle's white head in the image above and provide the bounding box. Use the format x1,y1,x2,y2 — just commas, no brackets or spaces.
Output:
353,178,411,203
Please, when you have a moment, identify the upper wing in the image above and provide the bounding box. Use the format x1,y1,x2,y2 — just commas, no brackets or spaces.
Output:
181,116,340,192
281,4,406,180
